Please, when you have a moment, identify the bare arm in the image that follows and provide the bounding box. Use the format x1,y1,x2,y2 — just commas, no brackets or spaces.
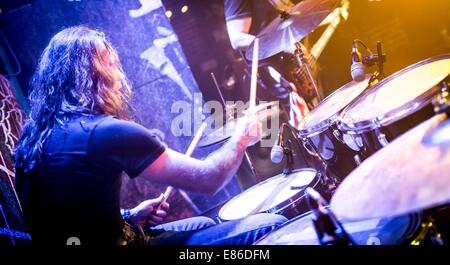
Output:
136,115,261,194
226,17,255,51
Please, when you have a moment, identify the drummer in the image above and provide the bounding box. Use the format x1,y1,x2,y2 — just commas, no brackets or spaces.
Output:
14,26,288,246
224,0,312,124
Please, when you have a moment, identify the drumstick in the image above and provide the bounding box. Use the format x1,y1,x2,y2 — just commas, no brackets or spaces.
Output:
249,38,259,112
156,122,208,211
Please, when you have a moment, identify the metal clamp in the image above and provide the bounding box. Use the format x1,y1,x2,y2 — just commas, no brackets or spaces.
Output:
432,79,450,114
302,139,318,156
376,130,389,147
332,129,345,143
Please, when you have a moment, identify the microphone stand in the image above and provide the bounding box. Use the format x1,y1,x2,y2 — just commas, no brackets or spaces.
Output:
354,39,386,86
367,41,386,86
376,41,385,79
306,188,356,245
282,139,295,175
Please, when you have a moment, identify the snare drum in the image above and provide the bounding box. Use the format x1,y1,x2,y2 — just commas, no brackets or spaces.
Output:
255,210,422,245
218,168,324,222
298,75,372,181
338,54,450,161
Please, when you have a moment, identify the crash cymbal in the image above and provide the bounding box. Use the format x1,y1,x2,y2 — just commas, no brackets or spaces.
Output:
246,0,339,61
198,102,280,148
330,113,450,221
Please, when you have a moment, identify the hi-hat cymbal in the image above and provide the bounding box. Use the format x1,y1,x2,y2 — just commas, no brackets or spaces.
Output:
246,0,339,61
330,113,450,221
198,102,280,148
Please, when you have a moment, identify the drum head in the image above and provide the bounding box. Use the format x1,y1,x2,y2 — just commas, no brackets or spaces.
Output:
340,55,450,131
256,211,421,245
299,74,371,135
218,168,317,221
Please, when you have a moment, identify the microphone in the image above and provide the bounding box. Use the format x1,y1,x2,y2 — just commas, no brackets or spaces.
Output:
306,188,355,245
270,123,285,163
350,40,366,82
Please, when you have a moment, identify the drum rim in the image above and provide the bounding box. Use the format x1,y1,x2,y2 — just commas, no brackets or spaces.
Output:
218,168,318,222
338,54,450,133
298,74,372,137
254,208,423,245
254,206,316,245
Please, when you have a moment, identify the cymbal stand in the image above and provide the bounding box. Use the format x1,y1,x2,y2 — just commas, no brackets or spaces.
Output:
294,42,322,102
210,72,261,183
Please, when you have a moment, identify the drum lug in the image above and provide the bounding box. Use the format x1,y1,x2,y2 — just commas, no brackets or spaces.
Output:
343,133,362,151
332,129,345,143
376,131,389,147
354,154,362,166
432,80,450,114
303,139,317,156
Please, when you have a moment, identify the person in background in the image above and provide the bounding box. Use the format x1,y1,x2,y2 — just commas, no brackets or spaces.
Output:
224,0,312,126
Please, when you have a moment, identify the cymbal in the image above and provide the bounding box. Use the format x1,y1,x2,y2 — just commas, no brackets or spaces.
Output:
246,0,339,61
330,114,450,221
198,102,280,148
197,119,237,148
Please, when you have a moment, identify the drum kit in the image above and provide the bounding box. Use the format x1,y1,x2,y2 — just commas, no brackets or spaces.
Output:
200,0,450,245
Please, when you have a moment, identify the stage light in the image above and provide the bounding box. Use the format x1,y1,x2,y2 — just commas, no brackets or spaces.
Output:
181,5,189,13
165,10,173,18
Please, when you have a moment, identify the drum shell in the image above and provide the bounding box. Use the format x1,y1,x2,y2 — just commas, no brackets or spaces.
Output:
269,172,329,220
301,123,359,182
340,101,436,162
217,169,328,222
338,54,450,162
255,208,422,245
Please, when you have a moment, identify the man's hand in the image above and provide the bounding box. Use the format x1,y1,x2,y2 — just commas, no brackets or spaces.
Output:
129,194,170,227
233,111,263,147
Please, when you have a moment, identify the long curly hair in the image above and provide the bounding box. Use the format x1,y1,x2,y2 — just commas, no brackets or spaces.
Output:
14,26,131,173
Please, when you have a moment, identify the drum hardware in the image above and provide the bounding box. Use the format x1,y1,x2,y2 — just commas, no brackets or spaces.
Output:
272,122,336,193
298,74,373,181
282,139,295,174
290,185,307,190
351,39,386,85
204,72,264,185
244,0,339,104
329,108,450,245
410,216,443,245
245,0,339,62
353,154,362,166
255,208,424,245
375,129,389,147
432,76,450,115
338,54,450,163
290,123,337,193
342,133,362,151
273,122,320,170
218,168,327,222
332,128,342,142
306,187,355,245
197,101,280,148
331,113,450,222
248,172,300,216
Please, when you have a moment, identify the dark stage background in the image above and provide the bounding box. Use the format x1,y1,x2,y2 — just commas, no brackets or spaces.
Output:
0,0,449,245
